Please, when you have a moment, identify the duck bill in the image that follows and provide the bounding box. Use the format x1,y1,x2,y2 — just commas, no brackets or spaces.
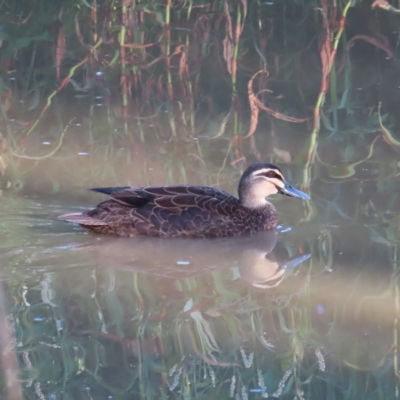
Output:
279,182,310,200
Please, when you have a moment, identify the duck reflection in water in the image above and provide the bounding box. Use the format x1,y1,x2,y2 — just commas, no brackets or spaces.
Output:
77,230,310,289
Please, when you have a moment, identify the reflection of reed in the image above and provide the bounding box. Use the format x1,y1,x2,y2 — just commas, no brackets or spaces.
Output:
0,277,23,400
3,196,399,399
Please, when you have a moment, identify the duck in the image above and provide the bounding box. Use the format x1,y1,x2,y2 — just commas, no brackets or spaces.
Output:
58,162,310,238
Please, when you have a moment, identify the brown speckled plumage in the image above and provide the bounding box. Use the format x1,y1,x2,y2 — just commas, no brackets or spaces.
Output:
58,163,310,238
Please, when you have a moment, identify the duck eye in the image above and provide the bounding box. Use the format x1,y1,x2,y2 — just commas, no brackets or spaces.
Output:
265,170,280,179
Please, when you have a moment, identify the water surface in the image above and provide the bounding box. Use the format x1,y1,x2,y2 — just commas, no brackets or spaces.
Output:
1,168,399,399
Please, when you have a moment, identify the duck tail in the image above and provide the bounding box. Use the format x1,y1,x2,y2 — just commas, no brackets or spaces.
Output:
58,213,108,226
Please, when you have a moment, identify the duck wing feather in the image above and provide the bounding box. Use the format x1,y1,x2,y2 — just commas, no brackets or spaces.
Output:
86,185,247,237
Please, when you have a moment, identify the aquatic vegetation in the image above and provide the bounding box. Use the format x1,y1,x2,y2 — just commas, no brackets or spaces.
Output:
0,0,399,194
1,0,400,398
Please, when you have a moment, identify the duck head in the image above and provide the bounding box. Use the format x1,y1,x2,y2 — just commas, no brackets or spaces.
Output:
238,163,310,209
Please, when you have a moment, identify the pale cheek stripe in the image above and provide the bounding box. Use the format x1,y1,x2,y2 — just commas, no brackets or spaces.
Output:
251,174,284,190
270,178,284,189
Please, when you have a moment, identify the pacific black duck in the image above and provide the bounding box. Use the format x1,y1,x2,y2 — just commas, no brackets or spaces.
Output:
58,162,310,238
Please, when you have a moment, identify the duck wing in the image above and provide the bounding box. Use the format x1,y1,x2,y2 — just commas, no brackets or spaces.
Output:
88,185,246,237
90,186,150,207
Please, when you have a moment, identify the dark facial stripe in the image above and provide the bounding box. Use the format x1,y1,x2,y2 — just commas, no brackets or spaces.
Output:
252,168,284,181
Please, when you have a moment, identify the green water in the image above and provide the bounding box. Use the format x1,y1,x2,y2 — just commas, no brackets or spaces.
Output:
1,0,400,399
1,159,398,399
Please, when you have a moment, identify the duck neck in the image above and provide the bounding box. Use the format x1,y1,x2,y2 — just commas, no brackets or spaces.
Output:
240,192,270,209
238,179,276,210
